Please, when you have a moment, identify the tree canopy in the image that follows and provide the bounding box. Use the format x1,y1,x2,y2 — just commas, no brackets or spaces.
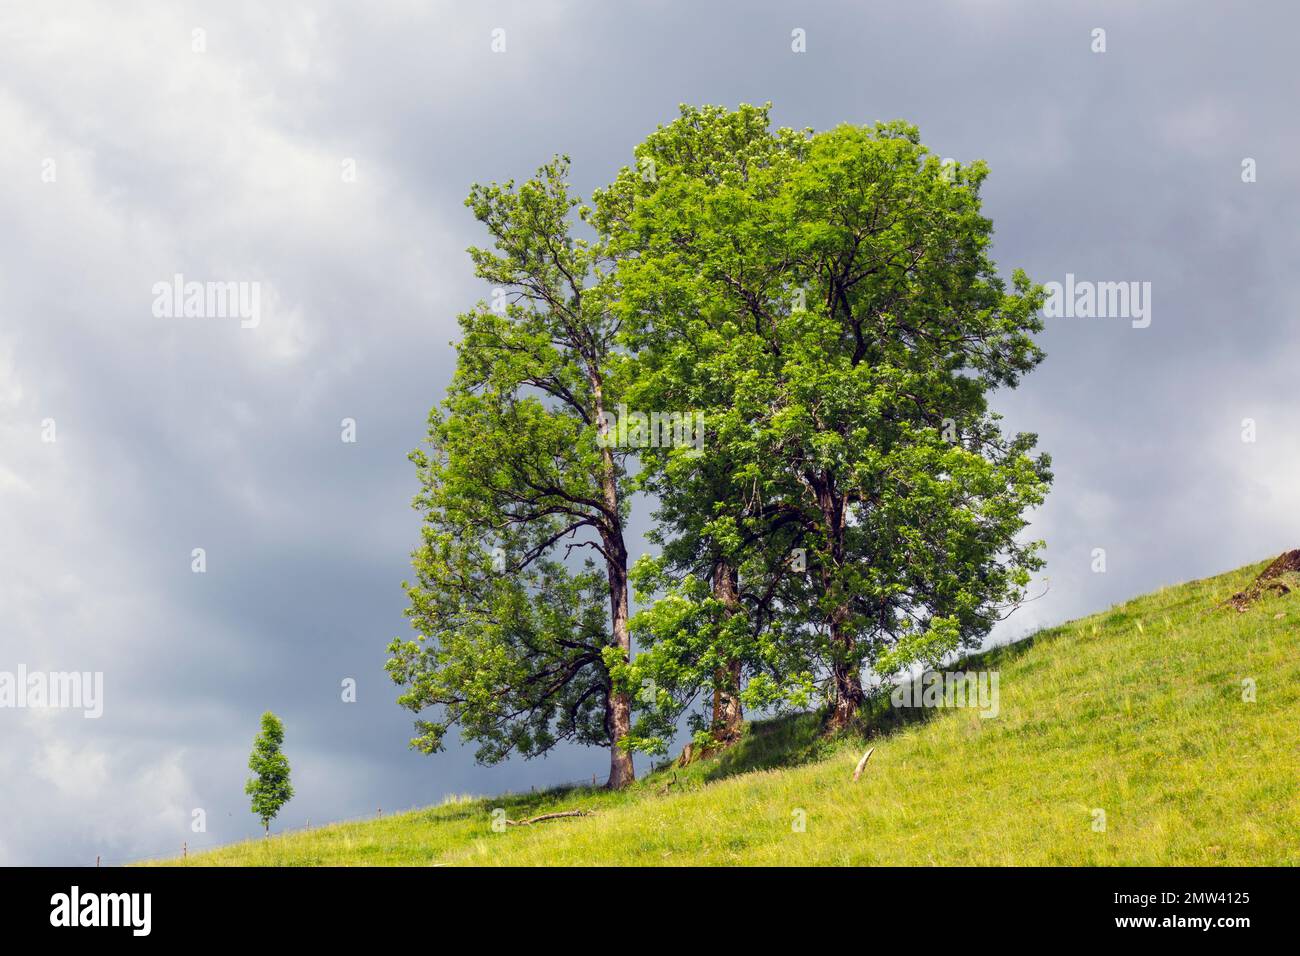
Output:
245,711,294,833
389,104,1051,782
387,158,638,786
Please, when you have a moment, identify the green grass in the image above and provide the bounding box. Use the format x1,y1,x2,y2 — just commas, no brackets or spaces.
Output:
153,558,1300,866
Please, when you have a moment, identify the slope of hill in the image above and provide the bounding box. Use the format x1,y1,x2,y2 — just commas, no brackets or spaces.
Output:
153,558,1300,866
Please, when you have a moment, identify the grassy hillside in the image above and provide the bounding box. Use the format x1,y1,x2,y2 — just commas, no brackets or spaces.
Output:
155,558,1300,866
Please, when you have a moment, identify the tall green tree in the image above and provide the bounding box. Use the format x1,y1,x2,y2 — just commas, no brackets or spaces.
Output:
387,158,639,787
611,108,1051,734
245,711,293,835
593,105,812,753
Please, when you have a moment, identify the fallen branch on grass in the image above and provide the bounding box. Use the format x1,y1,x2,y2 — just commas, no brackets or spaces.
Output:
505,809,594,826
851,747,875,782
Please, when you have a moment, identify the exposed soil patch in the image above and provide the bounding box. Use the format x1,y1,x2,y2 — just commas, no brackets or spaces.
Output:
1222,549,1300,611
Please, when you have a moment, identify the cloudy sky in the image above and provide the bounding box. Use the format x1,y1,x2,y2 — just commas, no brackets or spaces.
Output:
2,0,1298,866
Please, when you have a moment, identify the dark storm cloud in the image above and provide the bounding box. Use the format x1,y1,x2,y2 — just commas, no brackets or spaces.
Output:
2,0,1297,864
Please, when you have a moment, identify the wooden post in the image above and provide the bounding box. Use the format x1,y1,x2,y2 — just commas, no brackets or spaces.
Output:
95,855,100,868
183,842,187,860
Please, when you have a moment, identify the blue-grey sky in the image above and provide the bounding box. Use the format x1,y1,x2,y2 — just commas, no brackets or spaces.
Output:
2,0,1298,866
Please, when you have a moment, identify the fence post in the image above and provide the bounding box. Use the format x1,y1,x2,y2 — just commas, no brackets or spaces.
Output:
183,842,187,860
95,855,100,868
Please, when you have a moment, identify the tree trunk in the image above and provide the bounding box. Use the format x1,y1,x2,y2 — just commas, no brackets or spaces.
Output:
828,646,865,731
825,598,864,730
604,545,635,788
710,559,744,743
818,480,863,732
594,391,634,787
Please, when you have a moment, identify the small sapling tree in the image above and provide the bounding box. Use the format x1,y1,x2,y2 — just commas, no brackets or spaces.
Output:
245,711,294,835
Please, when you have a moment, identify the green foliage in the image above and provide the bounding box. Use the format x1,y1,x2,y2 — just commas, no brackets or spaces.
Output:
387,157,637,777
390,104,1052,770
245,711,293,832
603,104,1051,734
595,105,815,749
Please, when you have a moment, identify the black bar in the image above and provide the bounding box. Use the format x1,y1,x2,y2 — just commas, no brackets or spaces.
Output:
0,867,1289,941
